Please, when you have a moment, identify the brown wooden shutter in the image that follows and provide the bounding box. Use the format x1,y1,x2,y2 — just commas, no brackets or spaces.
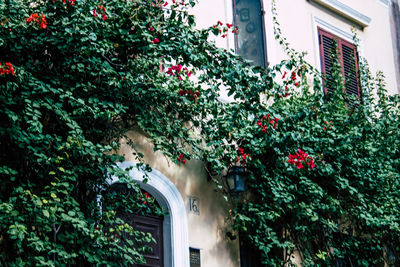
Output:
318,27,337,94
318,27,361,100
341,40,361,100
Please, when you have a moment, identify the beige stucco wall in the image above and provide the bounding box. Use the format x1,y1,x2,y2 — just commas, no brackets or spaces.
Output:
118,129,240,267
192,0,399,96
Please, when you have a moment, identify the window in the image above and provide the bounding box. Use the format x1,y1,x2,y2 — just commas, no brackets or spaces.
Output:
318,27,360,100
233,0,267,67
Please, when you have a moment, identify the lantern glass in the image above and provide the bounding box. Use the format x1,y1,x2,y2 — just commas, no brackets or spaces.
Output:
226,166,246,193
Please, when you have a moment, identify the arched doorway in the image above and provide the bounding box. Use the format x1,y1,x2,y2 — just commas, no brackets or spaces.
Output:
109,162,190,267
107,183,164,267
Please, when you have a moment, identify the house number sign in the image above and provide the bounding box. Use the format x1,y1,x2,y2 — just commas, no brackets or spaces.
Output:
188,196,200,215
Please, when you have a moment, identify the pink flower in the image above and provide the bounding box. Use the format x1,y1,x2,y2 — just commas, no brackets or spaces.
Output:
152,38,160,44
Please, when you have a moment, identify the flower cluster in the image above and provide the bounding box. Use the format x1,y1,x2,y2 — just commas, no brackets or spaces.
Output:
166,64,192,80
212,21,238,38
178,89,200,101
237,147,249,164
0,19,11,31
53,0,76,6
177,154,186,164
139,192,153,205
290,71,300,87
257,114,279,133
323,120,333,131
162,0,186,7
288,149,315,170
25,13,47,29
0,62,15,76
92,5,108,21
279,70,302,98
281,85,290,97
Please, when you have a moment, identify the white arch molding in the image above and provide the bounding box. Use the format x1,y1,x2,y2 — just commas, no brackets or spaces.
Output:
110,161,190,267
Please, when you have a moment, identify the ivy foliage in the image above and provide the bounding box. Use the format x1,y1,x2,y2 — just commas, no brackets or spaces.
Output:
0,0,399,266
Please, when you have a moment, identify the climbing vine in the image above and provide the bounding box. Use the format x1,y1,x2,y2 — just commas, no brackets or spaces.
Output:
0,0,399,266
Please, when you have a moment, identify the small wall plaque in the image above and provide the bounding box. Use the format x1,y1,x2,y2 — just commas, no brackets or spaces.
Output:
189,247,201,267
188,196,200,215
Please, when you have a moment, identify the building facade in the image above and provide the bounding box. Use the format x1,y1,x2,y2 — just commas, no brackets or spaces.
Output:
117,0,400,266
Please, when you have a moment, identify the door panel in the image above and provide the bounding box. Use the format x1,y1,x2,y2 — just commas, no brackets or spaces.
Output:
133,215,164,267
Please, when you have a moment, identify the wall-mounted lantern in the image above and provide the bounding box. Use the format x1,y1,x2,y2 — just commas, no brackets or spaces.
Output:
226,166,246,193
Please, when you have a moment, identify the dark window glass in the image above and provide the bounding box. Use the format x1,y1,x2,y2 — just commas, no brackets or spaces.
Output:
233,0,267,67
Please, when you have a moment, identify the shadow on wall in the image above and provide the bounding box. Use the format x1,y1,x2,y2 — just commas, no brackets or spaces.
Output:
390,0,400,93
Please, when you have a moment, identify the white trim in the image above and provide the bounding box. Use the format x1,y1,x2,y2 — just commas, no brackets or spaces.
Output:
110,161,190,267
377,0,389,8
309,0,372,28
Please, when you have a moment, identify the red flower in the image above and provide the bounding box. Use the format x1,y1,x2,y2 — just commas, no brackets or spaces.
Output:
152,38,160,44
26,13,47,29
1,62,15,76
226,23,233,28
295,82,299,87
288,149,315,170
291,71,297,81
282,71,287,79
163,1,168,6
149,26,154,31
182,159,186,164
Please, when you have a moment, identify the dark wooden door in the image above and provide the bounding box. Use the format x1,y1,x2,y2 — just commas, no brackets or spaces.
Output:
133,215,164,267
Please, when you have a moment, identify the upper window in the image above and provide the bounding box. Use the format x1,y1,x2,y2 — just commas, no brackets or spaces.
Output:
233,0,267,68
318,27,361,99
